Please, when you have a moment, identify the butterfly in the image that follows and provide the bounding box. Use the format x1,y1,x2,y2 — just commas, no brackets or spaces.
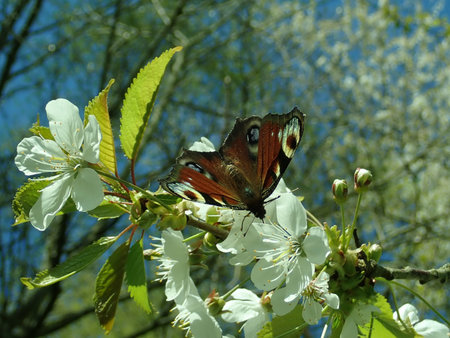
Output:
160,107,305,219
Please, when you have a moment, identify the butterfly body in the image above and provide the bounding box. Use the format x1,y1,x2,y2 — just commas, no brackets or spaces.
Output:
160,107,305,219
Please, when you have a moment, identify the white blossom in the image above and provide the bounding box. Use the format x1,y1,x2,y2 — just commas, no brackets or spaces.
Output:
222,289,269,338
301,272,339,325
394,303,449,338
15,98,103,230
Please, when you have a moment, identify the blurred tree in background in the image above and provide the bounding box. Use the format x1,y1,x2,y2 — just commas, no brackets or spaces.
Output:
1,0,448,336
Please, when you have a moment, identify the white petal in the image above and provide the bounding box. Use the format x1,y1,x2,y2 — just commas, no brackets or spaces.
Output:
182,295,222,338
251,258,286,291
46,98,84,155
414,319,449,338
189,137,216,152
82,114,101,163
71,168,104,211
271,287,299,316
162,230,189,263
230,288,261,303
302,299,323,324
323,292,340,309
15,136,67,175
216,222,246,254
303,227,330,265
242,312,268,338
394,303,420,325
29,173,74,230
284,257,313,301
165,264,190,302
276,193,307,236
244,222,287,258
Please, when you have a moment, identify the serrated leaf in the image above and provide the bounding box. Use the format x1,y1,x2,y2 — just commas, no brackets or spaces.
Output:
29,114,54,140
265,305,306,338
125,239,151,314
12,179,76,225
21,236,118,289
120,46,182,160
85,79,117,173
94,241,129,334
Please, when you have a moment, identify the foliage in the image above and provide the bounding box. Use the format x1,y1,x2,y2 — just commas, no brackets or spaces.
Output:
1,0,449,337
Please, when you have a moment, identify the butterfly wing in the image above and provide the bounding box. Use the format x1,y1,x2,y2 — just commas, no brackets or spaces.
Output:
257,107,305,199
160,107,305,218
159,149,247,210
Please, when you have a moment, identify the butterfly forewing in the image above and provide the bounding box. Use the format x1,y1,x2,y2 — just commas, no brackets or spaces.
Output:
258,107,305,198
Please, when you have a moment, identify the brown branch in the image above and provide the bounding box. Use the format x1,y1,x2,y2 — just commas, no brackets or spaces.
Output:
187,215,229,240
370,262,450,284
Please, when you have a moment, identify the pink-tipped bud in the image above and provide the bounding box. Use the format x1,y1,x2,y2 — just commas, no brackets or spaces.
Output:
354,168,373,192
332,179,348,204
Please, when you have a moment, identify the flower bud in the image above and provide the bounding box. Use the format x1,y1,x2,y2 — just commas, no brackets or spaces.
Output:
354,168,373,192
368,243,382,262
332,179,348,204
203,232,220,250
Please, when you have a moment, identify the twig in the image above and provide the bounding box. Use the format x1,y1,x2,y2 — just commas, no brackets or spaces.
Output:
371,263,450,284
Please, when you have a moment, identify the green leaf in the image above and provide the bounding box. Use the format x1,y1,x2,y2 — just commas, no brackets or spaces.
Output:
360,294,417,338
120,46,182,160
125,239,152,314
85,79,117,174
21,236,118,289
88,197,127,220
94,241,130,334
12,179,76,226
154,193,181,206
29,114,54,140
258,305,306,338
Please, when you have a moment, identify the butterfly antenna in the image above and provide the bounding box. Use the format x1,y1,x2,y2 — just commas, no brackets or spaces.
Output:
264,194,281,205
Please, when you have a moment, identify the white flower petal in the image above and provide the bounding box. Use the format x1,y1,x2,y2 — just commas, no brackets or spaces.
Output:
162,229,189,262
46,98,84,155
29,173,74,230
284,257,313,301
71,168,104,211
222,289,262,323
276,193,307,237
181,295,222,338
414,319,449,338
15,136,67,175
302,299,323,324
82,114,101,163
303,227,330,265
251,258,286,291
271,287,299,316
394,303,420,325
323,292,340,309
189,137,216,152
242,312,268,338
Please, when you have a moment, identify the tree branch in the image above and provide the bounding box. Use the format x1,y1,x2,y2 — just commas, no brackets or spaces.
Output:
371,263,450,284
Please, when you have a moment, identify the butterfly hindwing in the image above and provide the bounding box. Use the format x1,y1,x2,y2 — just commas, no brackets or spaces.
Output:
160,149,246,209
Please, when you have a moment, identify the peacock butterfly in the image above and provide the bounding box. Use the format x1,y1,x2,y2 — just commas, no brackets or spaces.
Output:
160,107,305,219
